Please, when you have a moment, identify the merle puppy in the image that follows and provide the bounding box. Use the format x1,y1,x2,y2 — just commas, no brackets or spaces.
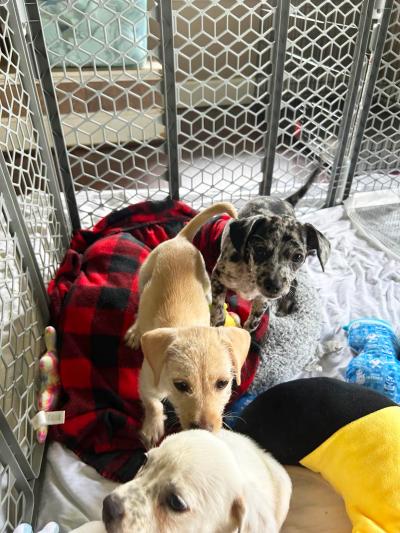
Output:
210,167,330,332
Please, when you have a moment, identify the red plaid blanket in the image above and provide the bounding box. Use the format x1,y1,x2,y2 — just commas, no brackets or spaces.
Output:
48,198,268,482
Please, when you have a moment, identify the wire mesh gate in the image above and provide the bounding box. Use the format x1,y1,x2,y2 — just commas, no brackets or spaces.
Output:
0,0,399,529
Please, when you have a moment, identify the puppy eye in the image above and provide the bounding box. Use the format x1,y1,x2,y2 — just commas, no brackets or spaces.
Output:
292,253,304,263
165,492,189,513
173,381,191,393
215,379,229,390
253,246,273,262
253,248,268,261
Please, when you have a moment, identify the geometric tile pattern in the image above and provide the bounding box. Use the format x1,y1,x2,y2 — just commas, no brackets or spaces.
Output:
271,0,363,210
352,2,400,193
0,6,65,282
0,195,45,532
175,0,275,207
1,5,58,529
36,1,400,219
0,196,45,467
38,0,169,228
0,2,399,530
0,463,26,532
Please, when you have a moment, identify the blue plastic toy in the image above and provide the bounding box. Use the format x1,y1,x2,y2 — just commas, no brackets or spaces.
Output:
344,317,400,403
225,392,257,429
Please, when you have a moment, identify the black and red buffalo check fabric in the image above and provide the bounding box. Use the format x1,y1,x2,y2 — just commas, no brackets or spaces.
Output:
48,198,269,482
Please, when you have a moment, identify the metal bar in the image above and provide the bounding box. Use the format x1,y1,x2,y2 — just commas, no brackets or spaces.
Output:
7,1,72,245
158,0,180,200
325,0,376,207
31,442,49,529
24,0,81,232
0,154,50,322
259,0,290,196
343,0,394,200
0,430,34,524
0,410,36,482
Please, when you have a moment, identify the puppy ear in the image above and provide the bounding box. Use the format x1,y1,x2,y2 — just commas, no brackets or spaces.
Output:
229,217,263,254
304,223,331,271
140,328,177,387
231,495,246,532
217,327,251,386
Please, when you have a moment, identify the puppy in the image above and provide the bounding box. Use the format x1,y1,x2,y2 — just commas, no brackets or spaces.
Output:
210,167,331,332
125,203,251,447
102,429,292,533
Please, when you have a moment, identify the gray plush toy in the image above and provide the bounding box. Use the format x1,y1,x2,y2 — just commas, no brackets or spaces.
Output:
249,269,322,394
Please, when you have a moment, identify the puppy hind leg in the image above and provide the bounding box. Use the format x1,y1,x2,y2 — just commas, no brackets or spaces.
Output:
195,253,212,304
244,295,269,332
138,249,158,293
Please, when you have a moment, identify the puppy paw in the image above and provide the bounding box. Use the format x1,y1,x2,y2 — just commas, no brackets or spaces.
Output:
276,297,297,316
125,322,140,349
243,317,260,332
140,415,165,449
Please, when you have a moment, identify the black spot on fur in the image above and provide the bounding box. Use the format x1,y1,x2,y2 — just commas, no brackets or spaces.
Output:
230,252,241,262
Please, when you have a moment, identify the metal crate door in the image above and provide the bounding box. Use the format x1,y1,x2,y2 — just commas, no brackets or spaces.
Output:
0,2,70,530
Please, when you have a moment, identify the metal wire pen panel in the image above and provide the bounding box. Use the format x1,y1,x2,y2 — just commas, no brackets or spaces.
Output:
0,196,44,470
0,464,25,532
37,0,170,228
0,0,399,530
173,0,275,207
351,1,400,193
268,0,364,211
0,4,66,283
345,190,400,262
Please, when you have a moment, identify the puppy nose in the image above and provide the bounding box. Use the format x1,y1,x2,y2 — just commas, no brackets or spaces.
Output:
190,422,214,431
199,420,214,432
103,494,124,525
263,278,282,295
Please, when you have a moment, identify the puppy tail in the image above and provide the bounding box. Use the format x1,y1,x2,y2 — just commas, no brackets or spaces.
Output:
179,202,237,242
285,163,321,207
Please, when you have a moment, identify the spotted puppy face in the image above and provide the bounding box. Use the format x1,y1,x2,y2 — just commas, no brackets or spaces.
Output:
102,430,246,533
228,214,330,300
210,212,330,330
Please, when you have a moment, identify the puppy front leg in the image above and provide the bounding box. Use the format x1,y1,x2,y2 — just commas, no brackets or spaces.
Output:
210,269,227,326
139,364,165,448
140,396,165,449
125,321,141,349
244,295,269,332
125,251,157,349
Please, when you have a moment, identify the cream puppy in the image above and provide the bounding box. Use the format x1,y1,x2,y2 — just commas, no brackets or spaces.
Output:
124,203,251,447
102,429,292,533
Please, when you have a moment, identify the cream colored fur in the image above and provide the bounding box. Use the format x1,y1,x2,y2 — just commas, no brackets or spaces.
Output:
124,203,251,447
103,429,292,533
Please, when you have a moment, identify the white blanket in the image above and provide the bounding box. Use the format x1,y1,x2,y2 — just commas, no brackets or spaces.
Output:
38,205,400,532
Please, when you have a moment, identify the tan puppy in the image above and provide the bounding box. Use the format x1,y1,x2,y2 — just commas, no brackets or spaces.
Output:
102,429,292,533
124,203,251,447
